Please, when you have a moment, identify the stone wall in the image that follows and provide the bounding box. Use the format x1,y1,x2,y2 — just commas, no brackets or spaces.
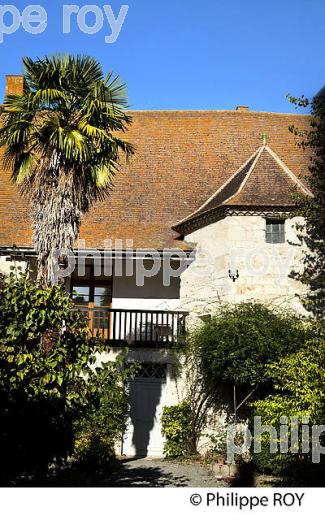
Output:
180,215,307,324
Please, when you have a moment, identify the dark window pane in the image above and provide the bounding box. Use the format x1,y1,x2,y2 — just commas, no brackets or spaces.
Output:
72,286,90,305
266,219,285,243
94,286,111,307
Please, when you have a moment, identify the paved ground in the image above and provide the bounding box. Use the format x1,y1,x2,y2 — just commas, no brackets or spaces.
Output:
29,457,229,487
101,458,227,487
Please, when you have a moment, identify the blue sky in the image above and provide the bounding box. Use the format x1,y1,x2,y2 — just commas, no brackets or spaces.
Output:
0,0,324,112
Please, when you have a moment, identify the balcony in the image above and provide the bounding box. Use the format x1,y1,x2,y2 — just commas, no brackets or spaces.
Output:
75,306,188,347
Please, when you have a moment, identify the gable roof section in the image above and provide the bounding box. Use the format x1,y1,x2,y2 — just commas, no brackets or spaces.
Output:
173,144,312,234
0,109,312,251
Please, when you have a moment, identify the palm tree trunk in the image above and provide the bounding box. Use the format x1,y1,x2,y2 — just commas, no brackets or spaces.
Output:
32,153,82,285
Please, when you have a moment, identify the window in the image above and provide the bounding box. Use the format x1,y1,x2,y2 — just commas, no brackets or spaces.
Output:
71,265,112,308
265,219,285,243
94,286,112,307
72,286,90,305
128,363,167,380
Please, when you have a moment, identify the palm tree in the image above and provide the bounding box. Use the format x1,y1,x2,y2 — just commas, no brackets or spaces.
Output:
0,54,134,285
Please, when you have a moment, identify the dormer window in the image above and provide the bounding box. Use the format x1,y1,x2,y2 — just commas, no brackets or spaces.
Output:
265,219,285,243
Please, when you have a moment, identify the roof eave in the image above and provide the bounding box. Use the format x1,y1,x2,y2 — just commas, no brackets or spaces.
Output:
172,204,297,236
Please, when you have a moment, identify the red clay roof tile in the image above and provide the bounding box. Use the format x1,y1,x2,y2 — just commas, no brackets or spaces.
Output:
173,144,312,232
0,109,312,250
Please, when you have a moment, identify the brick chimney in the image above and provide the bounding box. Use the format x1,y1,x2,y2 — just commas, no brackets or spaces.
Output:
5,75,24,96
236,105,249,112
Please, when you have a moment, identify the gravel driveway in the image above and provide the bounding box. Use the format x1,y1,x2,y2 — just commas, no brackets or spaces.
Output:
102,458,227,487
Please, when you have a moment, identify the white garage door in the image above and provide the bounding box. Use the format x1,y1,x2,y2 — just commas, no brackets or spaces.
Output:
122,364,168,458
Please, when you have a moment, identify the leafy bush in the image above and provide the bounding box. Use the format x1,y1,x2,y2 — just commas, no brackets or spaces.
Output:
251,330,325,483
189,303,310,389
0,271,128,484
73,359,136,471
182,303,310,453
161,402,192,458
252,436,325,485
252,435,292,476
253,332,325,423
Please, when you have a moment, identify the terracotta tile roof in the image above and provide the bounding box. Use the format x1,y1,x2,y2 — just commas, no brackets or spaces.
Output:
0,108,312,251
173,144,312,232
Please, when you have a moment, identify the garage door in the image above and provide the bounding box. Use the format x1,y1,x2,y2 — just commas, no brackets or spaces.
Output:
122,364,168,458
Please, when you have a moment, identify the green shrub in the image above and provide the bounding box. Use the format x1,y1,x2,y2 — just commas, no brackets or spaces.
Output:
161,402,192,458
189,303,311,389
251,331,325,484
253,334,325,424
73,359,136,471
0,271,129,483
182,303,311,454
252,437,325,485
252,435,291,476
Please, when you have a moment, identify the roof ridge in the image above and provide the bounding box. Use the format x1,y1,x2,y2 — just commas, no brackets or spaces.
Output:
173,147,262,228
172,144,313,233
264,145,313,196
221,146,264,205
124,110,310,116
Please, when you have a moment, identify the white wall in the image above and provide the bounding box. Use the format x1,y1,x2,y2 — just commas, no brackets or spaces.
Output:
0,256,28,276
112,259,181,311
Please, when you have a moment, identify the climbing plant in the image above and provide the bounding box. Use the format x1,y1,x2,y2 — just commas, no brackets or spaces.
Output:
182,303,314,453
161,402,192,458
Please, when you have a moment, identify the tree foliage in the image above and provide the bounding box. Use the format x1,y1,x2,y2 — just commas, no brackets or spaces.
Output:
0,271,129,484
0,54,134,284
189,303,309,390
73,358,136,472
288,87,325,316
253,334,325,424
251,330,325,483
182,303,312,453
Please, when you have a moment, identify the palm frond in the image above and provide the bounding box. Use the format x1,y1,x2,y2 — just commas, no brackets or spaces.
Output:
1,54,134,284
13,152,35,184
32,88,67,107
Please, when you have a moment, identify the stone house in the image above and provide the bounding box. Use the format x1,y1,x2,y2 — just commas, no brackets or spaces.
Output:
0,76,312,457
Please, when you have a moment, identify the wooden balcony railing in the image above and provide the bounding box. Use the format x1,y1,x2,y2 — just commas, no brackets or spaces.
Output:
75,306,188,347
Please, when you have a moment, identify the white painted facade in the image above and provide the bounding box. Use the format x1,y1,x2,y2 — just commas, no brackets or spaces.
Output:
0,256,10,276
102,214,308,457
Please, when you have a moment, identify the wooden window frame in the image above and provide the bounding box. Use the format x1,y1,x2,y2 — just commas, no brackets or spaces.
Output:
71,264,113,308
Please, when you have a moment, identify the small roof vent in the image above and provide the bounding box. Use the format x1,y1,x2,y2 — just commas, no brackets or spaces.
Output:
236,105,249,112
